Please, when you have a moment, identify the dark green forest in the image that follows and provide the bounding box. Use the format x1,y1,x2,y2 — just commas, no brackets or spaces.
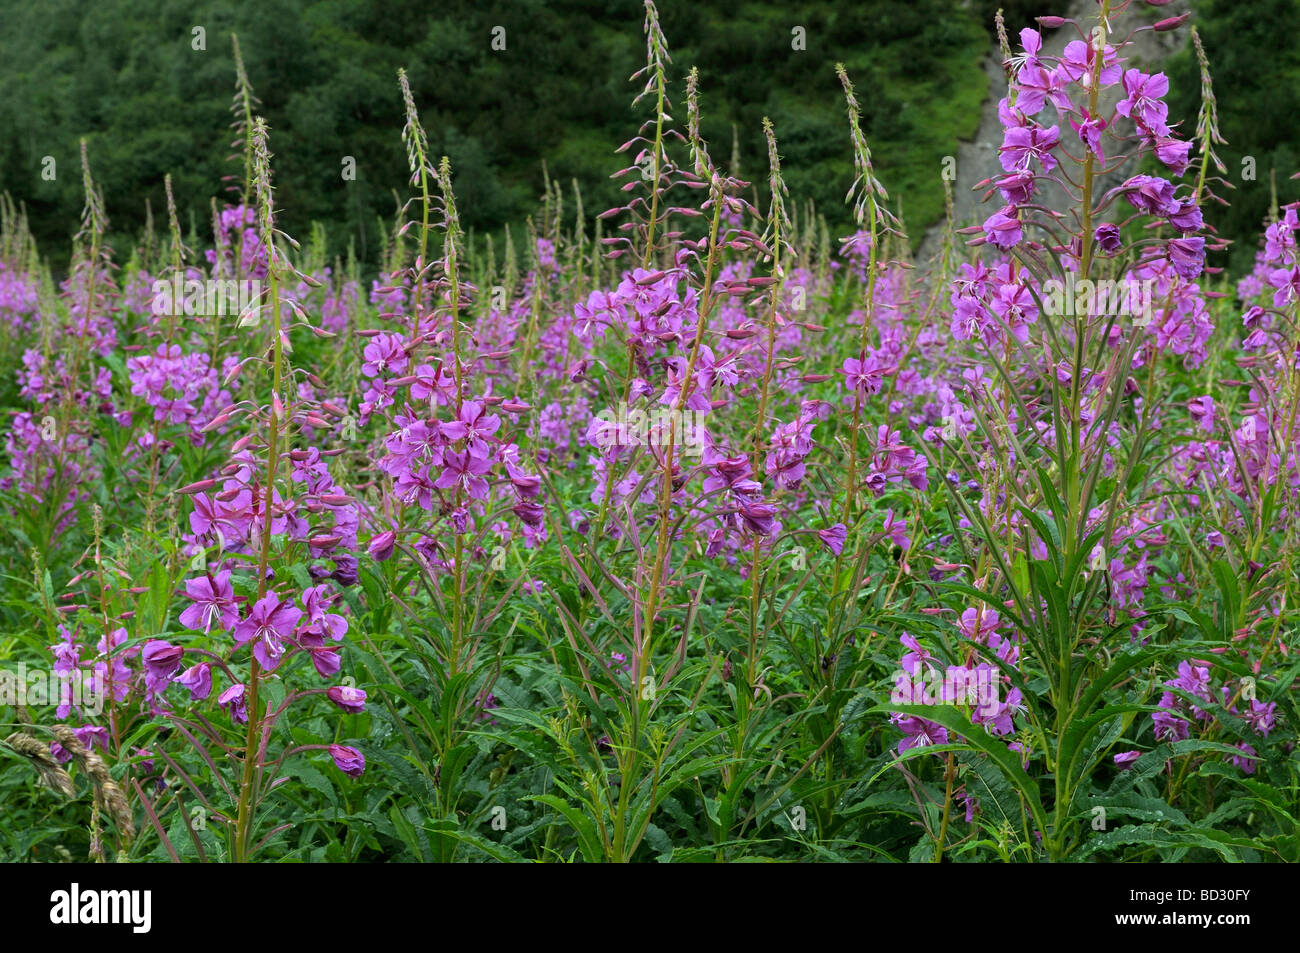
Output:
0,0,1294,274
1164,0,1300,273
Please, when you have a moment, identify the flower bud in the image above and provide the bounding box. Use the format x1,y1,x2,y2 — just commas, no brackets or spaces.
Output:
329,744,366,777
327,685,367,713
367,531,396,561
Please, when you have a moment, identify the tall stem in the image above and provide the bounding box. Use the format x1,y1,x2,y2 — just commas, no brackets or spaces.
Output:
234,129,286,862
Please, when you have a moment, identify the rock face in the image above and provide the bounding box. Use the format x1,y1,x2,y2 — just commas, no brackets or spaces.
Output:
914,0,1191,272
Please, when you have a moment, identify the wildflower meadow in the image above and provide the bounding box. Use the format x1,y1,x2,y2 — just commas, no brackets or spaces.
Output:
0,0,1296,882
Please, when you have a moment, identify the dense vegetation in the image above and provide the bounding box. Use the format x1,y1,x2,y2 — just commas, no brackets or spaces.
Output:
1,1,1297,864
1165,0,1300,273
0,0,994,272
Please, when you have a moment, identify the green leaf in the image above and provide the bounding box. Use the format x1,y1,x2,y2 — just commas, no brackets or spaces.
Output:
869,704,1047,836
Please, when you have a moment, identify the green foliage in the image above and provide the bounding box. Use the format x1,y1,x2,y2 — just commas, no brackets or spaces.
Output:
0,0,988,271
1165,0,1300,273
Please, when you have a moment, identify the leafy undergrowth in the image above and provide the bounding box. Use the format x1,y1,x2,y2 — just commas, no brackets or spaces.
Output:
0,1,1296,862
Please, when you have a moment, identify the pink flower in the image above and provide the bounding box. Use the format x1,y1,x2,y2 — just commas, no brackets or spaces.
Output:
1057,39,1122,88
439,400,501,448
1154,137,1192,177
882,509,909,550
1188,395,1215,433
367,530,396,561
1123,175,1177,216
1168,237,1206,281
841,354,893,396
328,685,367,713
179,570,239,633
232,591,304,671
983,206,1023,249
1114,750,1142,768
816,523,847,556
218,683,248,724
1094,223,1122,255
890,713,949,753
141,640,185,693
301,585,348,642
361,333,408,378
311,646,342,678
1116,69,1170,135
1070,110,1107,163
434,449,492,500
1000,123,1060,174
176,662,212,700
329,744,366,777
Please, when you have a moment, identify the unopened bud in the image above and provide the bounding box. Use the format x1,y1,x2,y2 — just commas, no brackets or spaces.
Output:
176,479,218,495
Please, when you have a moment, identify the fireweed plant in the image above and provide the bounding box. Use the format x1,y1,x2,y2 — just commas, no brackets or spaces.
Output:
0,1,1297,863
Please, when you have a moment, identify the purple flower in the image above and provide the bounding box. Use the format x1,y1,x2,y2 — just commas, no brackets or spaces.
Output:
1094,223,1122,255
890,713,949,753
1000,123,1060,174
218,683,248,724
983,206,1023,250
232,591,304,671
1113,750,1142,768
361,333,408,378
990,281,1038,343
1014,64,1070,115
75,724,110,752
1167,237,1206,281
440,400,501,448
1245,700,1277,738
1152,705,1190,743
311,646,342,678
840,354,892,396
175,662,212,700
1230,742,1259,775
327,685,367,713
1154,137,1192,177
434,449,492,500
367,530,396,561
329,744,366,777
882,509,909,550
1188,395,1215,433
1269,264,1300,308
301,584,348,642
1123,175,1177,216
899,632,935,676
816,523,847,556
956,607,1001,644
1057,39,1122,87
506,462,541,499
1070,111,1107,163
179,570,239,633
1116,69,1170,135
736,500,777,537
475,691,502,724
1167,200,1204,235
513,501,545,526
141,640,185,693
